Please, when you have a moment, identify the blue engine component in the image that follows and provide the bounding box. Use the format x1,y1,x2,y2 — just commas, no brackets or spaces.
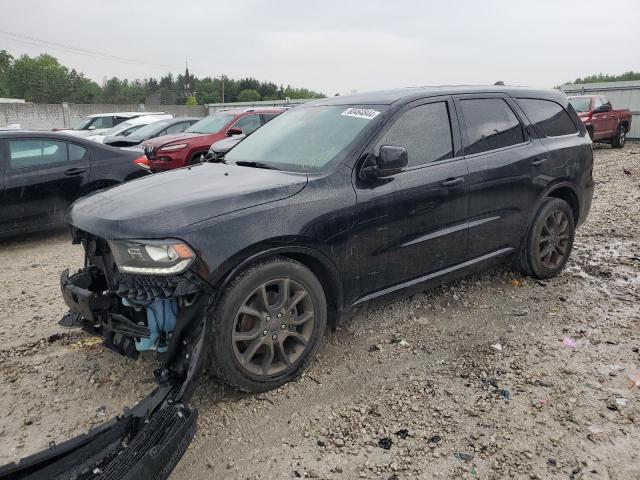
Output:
123,298,179,353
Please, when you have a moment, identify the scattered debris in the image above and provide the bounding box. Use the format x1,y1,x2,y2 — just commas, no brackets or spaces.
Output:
562,337,577,348
427,435,442,444
615,398,627,407
378,437,393,450
394,429,409,439
491,343,503,352
454,452,473,462
368,344,382,352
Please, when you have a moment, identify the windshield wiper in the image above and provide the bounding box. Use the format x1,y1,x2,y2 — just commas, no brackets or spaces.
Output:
234,160,279,170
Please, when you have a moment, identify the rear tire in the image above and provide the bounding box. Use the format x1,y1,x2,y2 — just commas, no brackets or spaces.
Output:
516,198,575,279
207,257,327,393
612,125,626,148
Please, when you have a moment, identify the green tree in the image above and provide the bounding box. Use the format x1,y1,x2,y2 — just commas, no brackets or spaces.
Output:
185,95,198,106
237,89,261,102
566,71,640,84
0,50,13,97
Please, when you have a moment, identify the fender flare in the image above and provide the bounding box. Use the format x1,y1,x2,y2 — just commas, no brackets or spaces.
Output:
520,180,581,242
208,244,345,316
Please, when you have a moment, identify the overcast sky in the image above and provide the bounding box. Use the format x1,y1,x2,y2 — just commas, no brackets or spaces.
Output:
1,0,639,95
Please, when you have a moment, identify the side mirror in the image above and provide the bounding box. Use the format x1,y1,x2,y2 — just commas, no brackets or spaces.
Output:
376,145,408,176
360,146,408,180
227,127,243,136
600,104,611,112
88,125,96,131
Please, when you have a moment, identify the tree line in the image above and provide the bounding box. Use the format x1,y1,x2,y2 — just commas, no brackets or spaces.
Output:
564,71,640,85
0,51,325,104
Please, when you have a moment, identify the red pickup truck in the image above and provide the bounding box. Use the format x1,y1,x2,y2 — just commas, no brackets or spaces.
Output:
568,95,632,148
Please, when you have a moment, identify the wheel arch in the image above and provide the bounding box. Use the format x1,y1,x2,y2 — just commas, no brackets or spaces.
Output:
209,245,344,328
520,181,581,243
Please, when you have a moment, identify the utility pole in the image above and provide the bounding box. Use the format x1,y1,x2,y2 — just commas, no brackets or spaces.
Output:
219,74,226,105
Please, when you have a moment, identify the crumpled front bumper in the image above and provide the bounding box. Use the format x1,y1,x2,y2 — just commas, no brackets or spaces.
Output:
0,267,211,480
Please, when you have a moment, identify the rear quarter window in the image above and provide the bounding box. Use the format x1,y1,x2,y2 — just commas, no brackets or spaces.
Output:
518,99,577,137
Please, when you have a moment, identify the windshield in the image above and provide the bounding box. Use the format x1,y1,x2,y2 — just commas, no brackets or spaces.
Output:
73,118,93,130
569,97,591,112
225,105,387,172
186,114,235,134
126,120,172,140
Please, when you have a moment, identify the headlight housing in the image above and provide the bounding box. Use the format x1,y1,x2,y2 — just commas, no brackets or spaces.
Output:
109,239,195,276
159,143,188,152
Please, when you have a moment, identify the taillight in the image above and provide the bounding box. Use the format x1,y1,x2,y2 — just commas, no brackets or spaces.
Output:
133,155,151,170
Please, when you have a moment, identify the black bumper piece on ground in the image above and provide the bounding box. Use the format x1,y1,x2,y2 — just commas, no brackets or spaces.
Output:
1,272,211,480
0,384,196,480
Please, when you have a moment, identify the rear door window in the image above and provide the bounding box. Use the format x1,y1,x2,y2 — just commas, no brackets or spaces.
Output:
375,101,454,167
518,99,577,137
460,98,525,155
9,139,69,169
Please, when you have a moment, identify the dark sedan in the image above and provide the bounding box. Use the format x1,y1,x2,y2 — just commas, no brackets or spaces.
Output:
0,131,150,237
103,117,201,147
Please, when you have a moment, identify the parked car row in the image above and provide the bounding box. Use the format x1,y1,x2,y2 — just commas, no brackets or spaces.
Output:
53,111,170,138
141,107,285,171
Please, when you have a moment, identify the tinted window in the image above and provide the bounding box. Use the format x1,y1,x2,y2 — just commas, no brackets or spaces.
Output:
518,99,577,137
262,113,279,123
460,98,524,155
9,140,68,169
233,115,262,134
68,143,87,161
376,102,453,166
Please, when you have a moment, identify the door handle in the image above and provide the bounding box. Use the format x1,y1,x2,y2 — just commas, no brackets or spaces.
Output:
441,177,464,187
530,158,547,167
64,167,87,176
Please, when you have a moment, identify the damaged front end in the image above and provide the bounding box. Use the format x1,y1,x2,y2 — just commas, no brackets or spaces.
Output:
0,231,212,480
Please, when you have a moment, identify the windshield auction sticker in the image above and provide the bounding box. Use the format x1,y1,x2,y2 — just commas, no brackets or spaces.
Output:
341,108,380,120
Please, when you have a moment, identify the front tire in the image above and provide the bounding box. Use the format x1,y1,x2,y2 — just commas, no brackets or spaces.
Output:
517,197,575,279
207,257,327,392
612,125,626,148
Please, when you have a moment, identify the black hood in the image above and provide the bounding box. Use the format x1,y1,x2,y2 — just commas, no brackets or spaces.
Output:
68,163,308,239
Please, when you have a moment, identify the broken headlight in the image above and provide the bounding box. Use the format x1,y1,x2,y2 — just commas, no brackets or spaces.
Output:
109,239,196,276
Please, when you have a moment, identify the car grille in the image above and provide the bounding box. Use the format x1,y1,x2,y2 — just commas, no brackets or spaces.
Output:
144,145,156,160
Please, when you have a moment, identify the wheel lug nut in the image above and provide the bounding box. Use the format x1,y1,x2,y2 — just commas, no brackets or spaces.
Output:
272,334,277,340
263,329,268,336
277,313,283,319
280,324,286,330
266,316,271,322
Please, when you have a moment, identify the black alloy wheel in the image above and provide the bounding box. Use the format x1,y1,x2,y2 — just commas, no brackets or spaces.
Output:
232,278,315,376
515,197,575,279
207,257,327,392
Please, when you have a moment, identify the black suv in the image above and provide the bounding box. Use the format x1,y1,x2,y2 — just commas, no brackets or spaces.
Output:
62,85,593,392
7,86,594,478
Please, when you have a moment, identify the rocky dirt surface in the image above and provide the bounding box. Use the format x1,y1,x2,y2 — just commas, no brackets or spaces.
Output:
0,146,639,479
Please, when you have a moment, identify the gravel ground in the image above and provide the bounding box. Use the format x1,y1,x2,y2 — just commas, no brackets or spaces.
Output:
0,145,639,479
